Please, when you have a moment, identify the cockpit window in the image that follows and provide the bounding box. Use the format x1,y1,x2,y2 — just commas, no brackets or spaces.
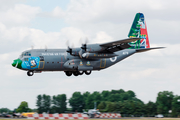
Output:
19,51,31,59
24,52,31,56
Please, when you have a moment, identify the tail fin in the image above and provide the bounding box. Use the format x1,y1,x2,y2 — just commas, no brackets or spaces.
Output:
128,13,150,49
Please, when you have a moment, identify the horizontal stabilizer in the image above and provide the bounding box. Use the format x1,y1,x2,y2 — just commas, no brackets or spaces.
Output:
100,38,141,47
136,47,165,53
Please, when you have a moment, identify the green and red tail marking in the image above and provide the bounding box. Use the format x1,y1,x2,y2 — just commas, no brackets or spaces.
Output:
128,13,150,49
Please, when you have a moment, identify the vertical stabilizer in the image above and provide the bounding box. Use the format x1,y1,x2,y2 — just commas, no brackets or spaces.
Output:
128,13,150,49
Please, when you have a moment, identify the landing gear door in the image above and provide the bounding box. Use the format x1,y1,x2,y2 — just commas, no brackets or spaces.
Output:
100,59,106,68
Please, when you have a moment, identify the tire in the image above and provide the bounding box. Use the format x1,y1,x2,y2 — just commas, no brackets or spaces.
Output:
27,71,34,76
78,71,84,75
85,70,91,75
65,71,72,76
73,71,79,76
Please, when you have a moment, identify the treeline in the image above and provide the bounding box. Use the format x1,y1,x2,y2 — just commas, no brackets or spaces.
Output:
0,108,11,113
34,90,180,117
36,94,67,113
2,89,180,117
0,102,36,114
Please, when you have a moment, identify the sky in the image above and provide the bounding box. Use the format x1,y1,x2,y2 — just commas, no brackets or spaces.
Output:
0,0,180,110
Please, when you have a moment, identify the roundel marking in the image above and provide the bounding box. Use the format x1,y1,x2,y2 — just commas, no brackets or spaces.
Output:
110,56,117,62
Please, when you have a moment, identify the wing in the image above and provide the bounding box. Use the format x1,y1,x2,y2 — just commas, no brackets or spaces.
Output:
99,37,140,53
136,47,165,53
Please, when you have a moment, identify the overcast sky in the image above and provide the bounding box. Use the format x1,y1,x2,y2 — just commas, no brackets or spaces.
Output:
0,0,180,110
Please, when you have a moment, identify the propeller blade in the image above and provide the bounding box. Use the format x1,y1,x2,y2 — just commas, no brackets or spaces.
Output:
79,38,83,45
66,40,70,48
71,43,74,49
85,37,89,44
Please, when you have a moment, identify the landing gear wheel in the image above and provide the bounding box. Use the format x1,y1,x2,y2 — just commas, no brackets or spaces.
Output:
27,71,34,76
78,71,84,75
65,71,72,76
73,71,79,76
85,70,91,75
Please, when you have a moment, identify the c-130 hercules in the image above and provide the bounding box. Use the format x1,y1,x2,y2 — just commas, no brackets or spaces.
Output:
12,13,163,77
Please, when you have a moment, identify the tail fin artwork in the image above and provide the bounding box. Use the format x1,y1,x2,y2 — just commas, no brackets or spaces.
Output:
128,13,150,49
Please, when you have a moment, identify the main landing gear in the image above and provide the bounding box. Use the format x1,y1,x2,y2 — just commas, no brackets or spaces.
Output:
27,71,34,76
65,70,92,77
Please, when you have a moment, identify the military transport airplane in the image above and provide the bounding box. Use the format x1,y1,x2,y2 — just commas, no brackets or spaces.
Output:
12,13,164,77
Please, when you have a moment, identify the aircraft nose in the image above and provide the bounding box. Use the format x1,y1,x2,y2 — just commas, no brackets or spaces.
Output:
12,60,16,67
12,59,22,69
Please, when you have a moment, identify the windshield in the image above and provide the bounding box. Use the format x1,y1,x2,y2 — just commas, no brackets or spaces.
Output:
19,51,31,59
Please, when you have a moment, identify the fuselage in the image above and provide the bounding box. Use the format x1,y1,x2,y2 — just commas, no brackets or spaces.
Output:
12,48,136,72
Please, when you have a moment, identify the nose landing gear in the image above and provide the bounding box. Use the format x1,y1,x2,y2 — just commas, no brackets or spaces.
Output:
27,71,34,76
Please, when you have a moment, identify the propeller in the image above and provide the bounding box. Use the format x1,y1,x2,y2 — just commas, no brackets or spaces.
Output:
81,37,89,52
66,40,75,55
67,46,72,55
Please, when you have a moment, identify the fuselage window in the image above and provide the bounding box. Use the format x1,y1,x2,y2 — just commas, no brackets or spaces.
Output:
47,62,49,63
52,62,54,63
57,62,59,63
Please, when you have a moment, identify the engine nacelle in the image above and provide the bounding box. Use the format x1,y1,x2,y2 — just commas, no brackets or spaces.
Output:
86,44,106,53
81,52,117,59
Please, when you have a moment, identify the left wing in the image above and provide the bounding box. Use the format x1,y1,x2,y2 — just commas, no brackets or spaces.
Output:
99,37,140,53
